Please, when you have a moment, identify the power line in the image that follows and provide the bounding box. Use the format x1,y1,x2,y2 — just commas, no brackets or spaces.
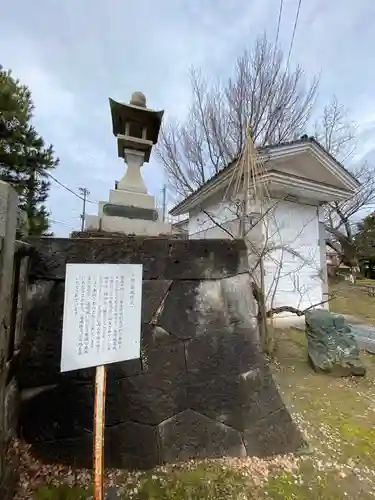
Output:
50,219,77,230
44,171,85,201
41,169,98,204
273,0,284,62
285,0,303,69
268,0,301,142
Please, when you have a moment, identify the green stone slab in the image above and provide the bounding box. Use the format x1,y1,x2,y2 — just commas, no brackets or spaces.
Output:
103,203,159,221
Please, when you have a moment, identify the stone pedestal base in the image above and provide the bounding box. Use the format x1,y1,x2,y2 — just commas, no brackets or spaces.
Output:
108,189,155,210
85,214,171,236
85,181,172,236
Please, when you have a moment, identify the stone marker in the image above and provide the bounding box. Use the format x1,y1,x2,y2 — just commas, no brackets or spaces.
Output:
305,309,366,376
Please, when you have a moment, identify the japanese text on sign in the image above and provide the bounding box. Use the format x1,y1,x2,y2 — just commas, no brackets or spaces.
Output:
61,264,142,372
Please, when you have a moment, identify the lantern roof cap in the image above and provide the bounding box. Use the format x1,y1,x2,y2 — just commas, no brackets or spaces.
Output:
109,93,164,144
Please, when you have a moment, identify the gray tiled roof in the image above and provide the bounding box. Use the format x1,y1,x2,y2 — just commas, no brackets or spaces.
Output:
169,136,358,215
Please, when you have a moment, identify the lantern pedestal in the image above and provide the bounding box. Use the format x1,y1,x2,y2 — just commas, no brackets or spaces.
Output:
85,92,172,236
85,214,171,236
85,183,172,236
117,149,148,193
85,182,172,234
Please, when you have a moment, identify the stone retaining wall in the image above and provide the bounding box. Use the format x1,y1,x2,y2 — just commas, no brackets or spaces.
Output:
18,237,304,468
0,182,30,500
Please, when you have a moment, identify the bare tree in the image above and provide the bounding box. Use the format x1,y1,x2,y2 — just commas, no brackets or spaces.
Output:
315,96,375,269
325,163,375,268
160,33,375,276
314,95,357,162
157,33,318,198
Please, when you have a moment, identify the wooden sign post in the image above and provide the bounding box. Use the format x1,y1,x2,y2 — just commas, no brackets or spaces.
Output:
60,264,143,499
94,365,107,500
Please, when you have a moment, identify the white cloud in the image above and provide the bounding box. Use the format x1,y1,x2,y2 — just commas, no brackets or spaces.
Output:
1,0,375,234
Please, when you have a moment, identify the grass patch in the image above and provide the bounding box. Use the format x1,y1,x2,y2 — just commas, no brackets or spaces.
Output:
270,327,375,499
34,464,255,500
132,464,251,500
338,421,375,463
35,485,92,500
265,467,343,500
355,279,375,286
330,281,375,323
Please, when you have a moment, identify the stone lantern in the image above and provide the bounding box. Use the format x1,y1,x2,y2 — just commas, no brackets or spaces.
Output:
84,92,172,236
109,92,164,192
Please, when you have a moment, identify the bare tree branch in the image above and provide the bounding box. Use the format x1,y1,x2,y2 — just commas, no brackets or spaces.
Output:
314,95,357,162
201,208,236,239
266,294,334,318
157,33,318,197
315,96,375,269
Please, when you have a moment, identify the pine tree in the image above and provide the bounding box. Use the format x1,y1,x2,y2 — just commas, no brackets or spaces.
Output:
0,67,59,235
356,212,375,262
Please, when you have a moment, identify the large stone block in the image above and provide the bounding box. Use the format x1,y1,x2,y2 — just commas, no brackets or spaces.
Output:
18,281,64,388
31,433,94,469
107,358,142,380
107,373,186,426
243,408,305,457
141,280,172,323
221,273,259,335
158,281,200,340
141,324,186,377
239,372,287,426
30,426,160,470
19,281,95,388
27,237,248,281
186,368,284,432
183,312,279,431
158,409,246,462
107,421,160,469
185,322,261,376
20,381,94,441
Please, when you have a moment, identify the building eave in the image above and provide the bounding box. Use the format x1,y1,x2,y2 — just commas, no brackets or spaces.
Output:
263,171,353,200
266,142,360,192
169,165,237,216
172,217,189,227
169,138,360,216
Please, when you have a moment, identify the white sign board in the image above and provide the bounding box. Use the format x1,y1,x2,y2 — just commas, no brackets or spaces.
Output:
61,263,143,372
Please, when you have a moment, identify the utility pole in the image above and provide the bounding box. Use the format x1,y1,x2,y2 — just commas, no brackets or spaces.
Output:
79,187,90,231
162,184,167,222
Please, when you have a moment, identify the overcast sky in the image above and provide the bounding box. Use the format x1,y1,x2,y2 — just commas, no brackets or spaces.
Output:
2,0,375,236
